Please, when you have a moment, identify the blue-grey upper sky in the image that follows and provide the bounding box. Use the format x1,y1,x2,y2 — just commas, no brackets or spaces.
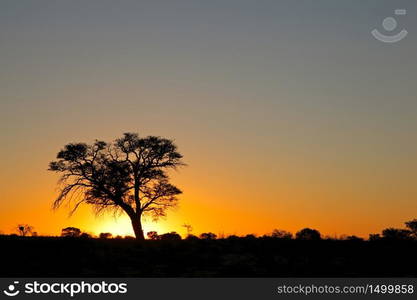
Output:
0,0,416,236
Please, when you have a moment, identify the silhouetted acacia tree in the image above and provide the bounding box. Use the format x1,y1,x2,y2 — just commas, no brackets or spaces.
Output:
61,227,81,237
295,228,321,240
17,224,33,237
49,133,184,240
182,224,193,236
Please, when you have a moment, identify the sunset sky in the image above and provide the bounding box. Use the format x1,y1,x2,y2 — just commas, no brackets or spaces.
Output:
1,0,416,238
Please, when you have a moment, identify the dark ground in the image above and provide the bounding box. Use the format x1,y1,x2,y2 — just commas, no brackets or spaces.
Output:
1,235,417,277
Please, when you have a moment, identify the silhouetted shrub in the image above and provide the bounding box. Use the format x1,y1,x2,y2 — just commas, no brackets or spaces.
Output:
185,234,199,241
159,232,181,241
381,228,412,240
61,227,81,237
345,235,364,241
80,232,92,239
99,232,113,239
405,219,417,238
271,229,293,239
296,228,321,240
200,232,217,240
369,234,381,241
147,231,160,240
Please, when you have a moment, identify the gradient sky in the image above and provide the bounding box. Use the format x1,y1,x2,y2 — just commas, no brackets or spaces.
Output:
1,0,416,238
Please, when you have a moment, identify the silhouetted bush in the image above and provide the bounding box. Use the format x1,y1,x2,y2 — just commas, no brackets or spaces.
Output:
200,232,217,240
271,229,293,239
99,232,113,239
381,228,412,240
369,234,381,241
185,234,199,241
296,228,321,240
61,227,81,237
159,232,181,241
80,232,92,239
405,219,417,238
147,231,160,240
345,235,364,241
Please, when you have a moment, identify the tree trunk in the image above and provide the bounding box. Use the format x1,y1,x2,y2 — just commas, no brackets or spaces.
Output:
130,215,145,240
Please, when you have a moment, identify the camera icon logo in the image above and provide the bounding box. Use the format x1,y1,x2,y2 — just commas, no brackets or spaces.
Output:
372,9,408,43
3,281,20,297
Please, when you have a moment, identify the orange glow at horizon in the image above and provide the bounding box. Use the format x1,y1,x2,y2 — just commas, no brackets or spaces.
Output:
1,152,416,239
